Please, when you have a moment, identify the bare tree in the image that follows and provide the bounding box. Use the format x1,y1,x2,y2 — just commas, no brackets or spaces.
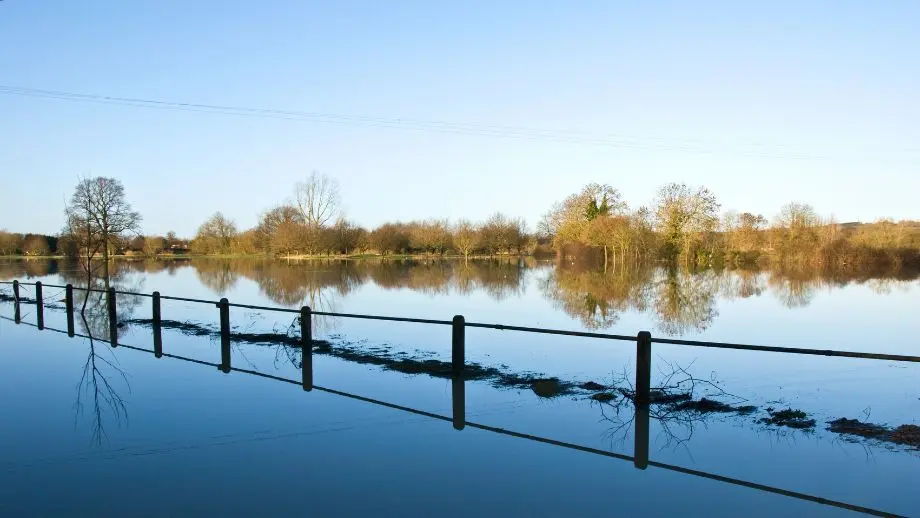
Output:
0,230,21,256
192,212,238,255
143,236,166,256
294,171,341,229
452,220,480,260
22,235,51,256
64,177,141,288
654,182,720,262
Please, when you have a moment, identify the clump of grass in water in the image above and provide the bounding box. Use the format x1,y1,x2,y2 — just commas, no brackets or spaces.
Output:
529,378,575,398
590,392,617,402
828,419,920,448
674,398,757,414
760,408,816,429
125,317,578,397
890,425,920,447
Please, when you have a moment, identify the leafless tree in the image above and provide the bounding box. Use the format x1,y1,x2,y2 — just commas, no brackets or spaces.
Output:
143,236,166,256
192,212,238,254
452,220,479,260
654,182,720,262
63,177,141,289
294,171,341,229
22,235,51,256
0,230,22,256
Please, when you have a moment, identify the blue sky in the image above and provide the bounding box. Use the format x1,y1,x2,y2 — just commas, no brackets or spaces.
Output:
1,1,918,236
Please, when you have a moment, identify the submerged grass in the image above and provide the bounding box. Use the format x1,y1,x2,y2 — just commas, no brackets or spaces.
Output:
828,419,920,448
674,398,758,414
760,408,816,429
126,318,578,396
112,315,919,452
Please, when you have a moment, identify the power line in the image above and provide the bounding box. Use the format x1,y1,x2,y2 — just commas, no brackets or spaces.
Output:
0,85,915,162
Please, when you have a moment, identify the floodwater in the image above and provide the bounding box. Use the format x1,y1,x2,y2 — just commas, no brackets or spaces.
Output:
0,257,918,517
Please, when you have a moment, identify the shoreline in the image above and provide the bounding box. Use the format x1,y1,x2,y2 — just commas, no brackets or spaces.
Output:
0,253,539,261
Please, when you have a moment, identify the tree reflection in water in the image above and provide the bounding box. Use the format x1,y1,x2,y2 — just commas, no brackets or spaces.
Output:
539,261,721,335
57,262,141,447
2,257,918,339
59,261,145,342
74,312,129,447
540,262,652,329
182,258,531,333
652,268,719,335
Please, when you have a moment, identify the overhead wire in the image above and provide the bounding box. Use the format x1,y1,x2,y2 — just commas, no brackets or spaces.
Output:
1,85,915,162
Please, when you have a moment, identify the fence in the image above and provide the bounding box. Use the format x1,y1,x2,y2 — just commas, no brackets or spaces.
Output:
4,279,919,405
0,309,907,517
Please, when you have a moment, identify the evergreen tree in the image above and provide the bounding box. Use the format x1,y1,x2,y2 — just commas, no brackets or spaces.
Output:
598,193,610,217
585,199,600,221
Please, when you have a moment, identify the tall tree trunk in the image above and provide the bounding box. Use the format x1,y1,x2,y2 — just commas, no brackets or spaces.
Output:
102,230,111,291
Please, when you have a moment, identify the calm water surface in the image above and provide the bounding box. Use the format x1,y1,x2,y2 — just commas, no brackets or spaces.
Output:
0,258,918,517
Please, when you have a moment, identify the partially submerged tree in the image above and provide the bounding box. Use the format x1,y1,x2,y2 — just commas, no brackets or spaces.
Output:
540,183,626,247
654,183,720,262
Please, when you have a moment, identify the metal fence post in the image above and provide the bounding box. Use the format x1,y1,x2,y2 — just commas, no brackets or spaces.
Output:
218,298,231,373
12,280,20,324
107,287,118,346
452,315,466,430
65,284,75,337
301,306,313,391
636,331,652,405
634,331,652,469
452,315,465,375
35,281,44,330
152,291,162,358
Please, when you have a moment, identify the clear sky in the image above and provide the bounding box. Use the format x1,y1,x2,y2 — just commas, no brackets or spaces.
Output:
1,1,918,237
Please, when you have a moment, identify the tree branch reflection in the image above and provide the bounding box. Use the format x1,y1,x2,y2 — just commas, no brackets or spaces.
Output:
74,312,130,447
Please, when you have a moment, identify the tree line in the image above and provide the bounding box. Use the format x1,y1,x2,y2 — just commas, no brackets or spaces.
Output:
187,172,532,258
0,231,60,256
541,182,920,270
3,175,917,272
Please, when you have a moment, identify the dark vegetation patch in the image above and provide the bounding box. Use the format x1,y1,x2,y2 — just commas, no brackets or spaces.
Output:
760,408,815,429
674,398,757,414
117,316,918,450
827,419,920,448
596,383,757,419
530,378,575,398
0,292,64,310
129,318,213,337
590,392,617,402
125,317,576,397
827,418,890,439
890,425,920,447
647,389,693,405
0,293,35,303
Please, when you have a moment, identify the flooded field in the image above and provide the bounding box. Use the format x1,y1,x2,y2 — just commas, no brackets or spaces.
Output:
0,257,918,516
